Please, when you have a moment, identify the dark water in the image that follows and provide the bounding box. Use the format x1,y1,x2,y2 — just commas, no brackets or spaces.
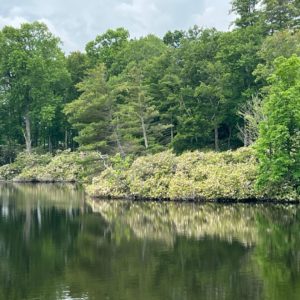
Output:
0,184,300,300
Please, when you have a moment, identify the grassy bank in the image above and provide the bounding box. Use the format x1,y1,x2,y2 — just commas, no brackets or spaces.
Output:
0,148,298,201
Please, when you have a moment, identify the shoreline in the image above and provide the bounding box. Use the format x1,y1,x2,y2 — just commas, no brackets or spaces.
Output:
0,148,299,203
1,180,299,204
87,195,300,205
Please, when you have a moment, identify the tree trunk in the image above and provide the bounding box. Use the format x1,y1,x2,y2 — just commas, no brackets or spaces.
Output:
48,136,52,153
214,125,219,152
244,126,249,147
114,128,126,158
65,130,68,149
141,117,149,149
71,131,74,151
170,116,174,143
24,111,32,154
228,126,232,149
171,125,174,143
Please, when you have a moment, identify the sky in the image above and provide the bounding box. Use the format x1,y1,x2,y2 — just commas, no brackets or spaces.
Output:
0,0,234,53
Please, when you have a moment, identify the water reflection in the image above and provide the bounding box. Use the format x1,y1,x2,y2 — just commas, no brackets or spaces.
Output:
0,184,299,299
87,199,300,300
89,200,260,246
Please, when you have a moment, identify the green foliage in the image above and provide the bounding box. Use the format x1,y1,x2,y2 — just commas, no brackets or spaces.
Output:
256,55,300,196
110,34,166,75
86,28,129,70
66,51,88,101
87,167,129,198
128,151,177,199
0,142,22,165
0,22,70,153
169,150,258,200
0,10,300,202
113,62,170,153
0,150,105,183
238,95,265,146
66,36,170,155
231,0,300,32
262,0,300,32
0,152,52,180
255,30,300,84
231,0,262,28
86,154,133,198
64,65,113,152
87,148,295,201
163,30,184,48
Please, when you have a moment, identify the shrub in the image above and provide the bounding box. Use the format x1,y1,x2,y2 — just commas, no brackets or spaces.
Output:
2,150,105,183
127,151,176,199
86,154,133,198
0,152,51,181
169,148,259,200
87,148,266,201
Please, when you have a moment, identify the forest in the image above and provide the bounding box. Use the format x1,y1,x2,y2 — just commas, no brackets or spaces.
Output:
0,0,299,199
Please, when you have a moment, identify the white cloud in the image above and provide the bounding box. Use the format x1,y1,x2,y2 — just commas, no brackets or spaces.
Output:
37,18,79,51
0,15,28,29
114,0,168,36
0,0,233,53
193,0,234,31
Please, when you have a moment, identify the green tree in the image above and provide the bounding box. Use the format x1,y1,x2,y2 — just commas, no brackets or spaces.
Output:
254,30,300,85
231,0,262,28
66,51,88,102
0,22,69,153
144,48,182,146
85,28,129,70
163,30,184,48
113,63,169,153
64,64,113,152
256,55,300,194
110,34,167,76
262,0,300,32
194,61,231,151
64,51,89,149
170,29,224,152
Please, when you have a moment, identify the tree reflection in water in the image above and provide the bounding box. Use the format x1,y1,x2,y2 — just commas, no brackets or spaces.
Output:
0,183,299,300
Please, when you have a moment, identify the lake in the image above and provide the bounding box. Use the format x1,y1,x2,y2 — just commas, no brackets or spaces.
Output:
0,183,299,300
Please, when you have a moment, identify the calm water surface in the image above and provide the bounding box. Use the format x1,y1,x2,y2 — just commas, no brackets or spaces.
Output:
0,183,300,300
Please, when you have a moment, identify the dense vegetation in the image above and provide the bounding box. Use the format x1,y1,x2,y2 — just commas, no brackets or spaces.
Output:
0,0,299,199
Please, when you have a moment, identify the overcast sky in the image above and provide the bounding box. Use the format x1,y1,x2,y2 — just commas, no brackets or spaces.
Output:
0,0,234,53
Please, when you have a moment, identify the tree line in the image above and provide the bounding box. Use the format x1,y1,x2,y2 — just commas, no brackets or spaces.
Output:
0,0,299,193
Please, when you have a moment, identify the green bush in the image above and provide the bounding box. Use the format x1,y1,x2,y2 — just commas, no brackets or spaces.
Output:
14,151,80,182
0,164,19,181
1,150,105,183
169,148,259,200
0,152,51,181
87,147,299,201
127,151,176,199
1,147,298,201
86,154,133,198
86,167,129,198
